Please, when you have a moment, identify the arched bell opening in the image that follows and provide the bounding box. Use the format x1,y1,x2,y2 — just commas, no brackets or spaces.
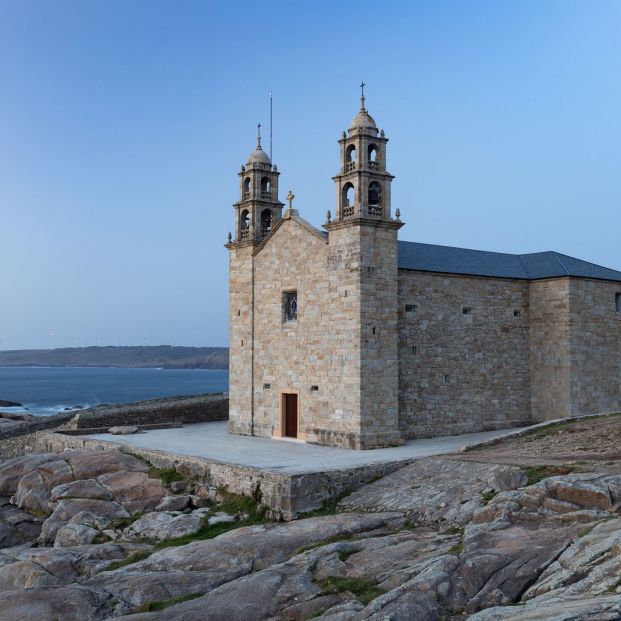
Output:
261,208,273,237
239,209,250,240
341,183,355,218
368,144,378,168
368,181,382,216
260,176,271,199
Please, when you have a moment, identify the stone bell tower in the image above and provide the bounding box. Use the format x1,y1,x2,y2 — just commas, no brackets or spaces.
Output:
324,84,404,448
227,125,283,437
233,124,284,245
332,83,396,223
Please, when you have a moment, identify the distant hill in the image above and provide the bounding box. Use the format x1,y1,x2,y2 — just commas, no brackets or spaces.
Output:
0,346,229,370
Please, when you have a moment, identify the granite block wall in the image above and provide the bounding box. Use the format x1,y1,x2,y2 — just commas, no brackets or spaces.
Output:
397,271,532,438
569,279,621,416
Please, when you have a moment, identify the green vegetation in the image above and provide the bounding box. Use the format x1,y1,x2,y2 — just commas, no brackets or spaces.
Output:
104,492,268,570
338,548,360,562
480,489,497,504
151,493,266,551
91,532,111,544
149,466,184,488
105,549,153,571
134,592,204,612
607,578,621,593
521,465,576,486
297,533,358,555
108,512,144,530
318,576,385,604
306,489,353,517
448,542,464,555
521,412,621,441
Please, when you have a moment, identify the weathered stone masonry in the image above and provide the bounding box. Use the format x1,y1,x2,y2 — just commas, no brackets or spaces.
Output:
226,94,621,448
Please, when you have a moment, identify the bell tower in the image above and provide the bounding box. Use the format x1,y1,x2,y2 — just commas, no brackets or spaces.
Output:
324,85,404,448
331,82,397,223
232,124,284,245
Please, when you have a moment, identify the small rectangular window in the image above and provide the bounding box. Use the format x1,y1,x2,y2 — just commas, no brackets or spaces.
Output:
405,304,417,313
372,327,376,335
616,293,621,313
514,310,521,318
263,383,271,389
310,385,319,392
463,307,472,315
412,346,417,355
283,291,298,322
237,310,241,316
443,374,449,384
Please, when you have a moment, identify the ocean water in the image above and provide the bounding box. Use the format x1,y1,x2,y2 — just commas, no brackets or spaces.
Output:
0,367,229,416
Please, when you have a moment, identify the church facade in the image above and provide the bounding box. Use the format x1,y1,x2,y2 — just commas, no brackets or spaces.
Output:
226,95,621,449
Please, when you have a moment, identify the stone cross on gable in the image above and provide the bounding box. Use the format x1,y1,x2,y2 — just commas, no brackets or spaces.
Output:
286,190,295,209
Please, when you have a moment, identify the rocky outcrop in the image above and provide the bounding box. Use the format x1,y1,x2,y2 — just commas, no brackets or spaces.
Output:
0,449,171,547
339,457,528,525
0,449,620,620
0,400,22,408
0,496,43,546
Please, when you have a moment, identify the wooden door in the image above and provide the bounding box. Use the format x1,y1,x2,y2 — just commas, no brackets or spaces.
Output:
284,394,298,438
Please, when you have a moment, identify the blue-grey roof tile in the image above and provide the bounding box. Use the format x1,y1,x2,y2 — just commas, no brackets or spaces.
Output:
397,241,621,282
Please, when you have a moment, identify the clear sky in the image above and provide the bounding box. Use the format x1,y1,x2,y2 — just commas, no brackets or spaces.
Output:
1,1,619,350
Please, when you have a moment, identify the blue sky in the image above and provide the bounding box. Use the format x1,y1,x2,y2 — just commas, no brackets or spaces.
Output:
1,1,619,350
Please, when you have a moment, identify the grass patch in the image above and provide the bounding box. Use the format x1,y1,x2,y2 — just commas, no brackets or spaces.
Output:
105,548,153,571
91,532,111,544
338,549,360,562
521,412,621,440
107,512,144,531
135,592,204,612
448,542,464,555
607,577,621,593
306,489,353,517
521,465,576,486
149,466,184,488
480,490,497,504
318,576,385,604
149,493,267,551
297,533,358,555
217,491,258,516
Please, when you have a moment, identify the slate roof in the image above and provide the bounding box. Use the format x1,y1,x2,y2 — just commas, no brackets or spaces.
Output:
397,241,621,283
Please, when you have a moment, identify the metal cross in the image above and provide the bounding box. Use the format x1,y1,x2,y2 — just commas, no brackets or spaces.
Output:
360,81,366,98
286,190,295,209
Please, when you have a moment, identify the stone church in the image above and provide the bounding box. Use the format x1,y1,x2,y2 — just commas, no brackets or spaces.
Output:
226,93,621,449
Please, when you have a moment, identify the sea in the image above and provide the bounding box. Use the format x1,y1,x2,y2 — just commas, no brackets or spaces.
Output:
0,367,229,416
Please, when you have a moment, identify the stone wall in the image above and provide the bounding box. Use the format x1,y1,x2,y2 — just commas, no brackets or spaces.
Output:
529,278,572,420
0,394,228,461
398,270,532,438
35,430,413,519
569,279,621,416
227,243,255,437
68,394,228,429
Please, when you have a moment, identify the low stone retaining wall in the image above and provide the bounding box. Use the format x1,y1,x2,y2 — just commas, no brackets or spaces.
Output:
67,394,228,429
0,394,228,460
35,430,413,520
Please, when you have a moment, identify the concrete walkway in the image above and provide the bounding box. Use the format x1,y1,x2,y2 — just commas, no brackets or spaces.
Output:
87,422,523,474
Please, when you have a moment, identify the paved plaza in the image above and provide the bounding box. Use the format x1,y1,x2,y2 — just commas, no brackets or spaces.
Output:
87,422,523,474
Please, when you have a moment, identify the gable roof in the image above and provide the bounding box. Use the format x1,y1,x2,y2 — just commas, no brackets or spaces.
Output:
397,241,621,283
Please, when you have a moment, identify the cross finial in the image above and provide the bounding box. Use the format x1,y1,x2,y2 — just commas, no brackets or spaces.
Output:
360,81,366,110
256,122,262,149
286,190,295,209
